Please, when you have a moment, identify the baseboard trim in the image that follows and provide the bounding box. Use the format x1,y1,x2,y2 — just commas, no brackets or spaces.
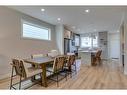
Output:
111,58,119,59
0,73,10,81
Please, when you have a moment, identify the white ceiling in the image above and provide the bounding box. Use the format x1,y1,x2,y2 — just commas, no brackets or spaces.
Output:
9,6,126,34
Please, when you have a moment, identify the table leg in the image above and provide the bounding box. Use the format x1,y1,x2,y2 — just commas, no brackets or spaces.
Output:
41,64,47,87
68,66,71,72
31,64,36,82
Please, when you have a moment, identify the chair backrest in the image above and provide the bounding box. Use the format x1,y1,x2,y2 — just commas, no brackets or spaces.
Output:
67,55,76,66
95,50,102,58
53,56,65,73
48,50,59,57
31,54,44,59
12,59,27,78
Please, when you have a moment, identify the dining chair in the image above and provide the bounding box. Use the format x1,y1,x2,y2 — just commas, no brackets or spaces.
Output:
46,56,67,87
47,50,59,58
91,50,102,66
31,54,45,59
10,59,42,89
65,55,77,78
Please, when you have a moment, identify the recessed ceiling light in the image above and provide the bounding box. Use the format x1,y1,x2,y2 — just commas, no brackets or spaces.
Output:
41,8,45,12
85,9,90,13
57,18,61,21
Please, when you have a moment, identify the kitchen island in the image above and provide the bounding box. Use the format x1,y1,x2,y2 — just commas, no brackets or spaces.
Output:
78,50,97,66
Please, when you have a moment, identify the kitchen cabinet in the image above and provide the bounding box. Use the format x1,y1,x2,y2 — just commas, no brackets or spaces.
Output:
64,29,72,39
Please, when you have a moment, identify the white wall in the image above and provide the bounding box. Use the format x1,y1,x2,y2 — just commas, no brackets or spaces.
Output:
124,14,127,74
0,7,57,79
55,25,64,54
122,12,127,75
108,32,120,59
120,23,124,68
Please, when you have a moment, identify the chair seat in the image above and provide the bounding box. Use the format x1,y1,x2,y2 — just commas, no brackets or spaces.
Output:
27,67,42,78
10,59,43,89
46,67,61,73
47,67,54,72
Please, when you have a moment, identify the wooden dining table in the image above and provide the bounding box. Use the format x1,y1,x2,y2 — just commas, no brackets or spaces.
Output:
24,57,54,87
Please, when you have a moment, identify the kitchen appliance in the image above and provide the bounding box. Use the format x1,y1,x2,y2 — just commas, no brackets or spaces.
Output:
64,38,71,54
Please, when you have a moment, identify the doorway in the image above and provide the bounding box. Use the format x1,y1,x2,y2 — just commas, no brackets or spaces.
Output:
109,33,120,59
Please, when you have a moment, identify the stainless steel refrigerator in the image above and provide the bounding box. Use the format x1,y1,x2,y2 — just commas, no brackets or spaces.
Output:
64,38,71,54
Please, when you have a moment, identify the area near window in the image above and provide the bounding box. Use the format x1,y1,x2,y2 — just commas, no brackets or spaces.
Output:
22,21,51,41
80,33,98,48
81,36,92,47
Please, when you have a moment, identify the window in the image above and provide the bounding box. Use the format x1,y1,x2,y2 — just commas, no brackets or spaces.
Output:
93,36,98,47
81,36,92,47
81,33,98,48
22,21,51,40
75,35,80,46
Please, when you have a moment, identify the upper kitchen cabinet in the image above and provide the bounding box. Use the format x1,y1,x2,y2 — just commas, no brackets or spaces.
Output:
64,28,80,47
64,29,72,39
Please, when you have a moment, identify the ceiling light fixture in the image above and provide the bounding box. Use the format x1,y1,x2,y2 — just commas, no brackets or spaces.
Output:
57,18,61,21
41,8,45,12
85,9,90,13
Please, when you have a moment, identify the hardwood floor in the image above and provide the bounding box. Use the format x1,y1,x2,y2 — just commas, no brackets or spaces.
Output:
1,59,127,89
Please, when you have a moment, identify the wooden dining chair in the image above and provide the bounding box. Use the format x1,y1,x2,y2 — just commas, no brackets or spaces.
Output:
31,54,45,59
65,55,77,78
46,56,67,87
47,50,59,58
91,50,102,66
10,59,42,89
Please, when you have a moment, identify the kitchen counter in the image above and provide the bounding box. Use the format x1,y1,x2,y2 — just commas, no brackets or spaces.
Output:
79,50,97,53
78,50,97,66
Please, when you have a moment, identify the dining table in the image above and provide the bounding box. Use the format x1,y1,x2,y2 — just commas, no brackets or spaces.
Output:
23,55,79,87
24,56,54,87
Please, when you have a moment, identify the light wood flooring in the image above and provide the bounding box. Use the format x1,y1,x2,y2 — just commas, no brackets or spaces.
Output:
0,59,127,89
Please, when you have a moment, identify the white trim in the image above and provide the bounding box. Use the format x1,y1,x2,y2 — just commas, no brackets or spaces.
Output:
0,73,10,80
21,19,51,41
80,33,98,48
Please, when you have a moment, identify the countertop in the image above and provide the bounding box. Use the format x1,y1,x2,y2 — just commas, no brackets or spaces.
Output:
78,50,97,53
